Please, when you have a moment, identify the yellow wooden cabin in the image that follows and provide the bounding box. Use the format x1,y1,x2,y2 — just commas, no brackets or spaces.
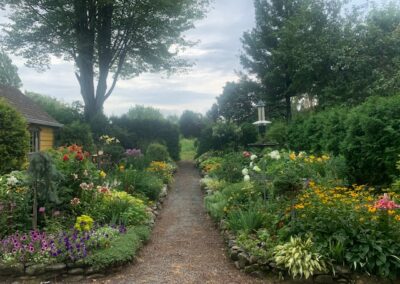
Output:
0,86,63,152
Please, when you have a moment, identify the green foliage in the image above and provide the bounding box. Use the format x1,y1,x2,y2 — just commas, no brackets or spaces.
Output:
111,116,180,160
227,207,265,234
0,51,22,88
84,225,150,270
126,105,164,121
214,152,248,183
57,121,94,151
215,79,260,123
342,95,400,185
0,99,29,174
267,121,288,147
273,236,327,279
204,191,228,221
146,143,170,162
179,110,205,138
118,169,163,201
0,172,31,237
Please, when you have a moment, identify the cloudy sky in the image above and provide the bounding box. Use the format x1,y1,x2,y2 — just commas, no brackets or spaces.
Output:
2,0,256,117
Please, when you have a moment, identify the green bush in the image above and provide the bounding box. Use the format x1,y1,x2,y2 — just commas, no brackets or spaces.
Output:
146,143,170,162
0,99,29,174
214,152,248,183
84,225,150,270
342,95,400,185
56,121,94,151
267,121,288,147
118,169,163,201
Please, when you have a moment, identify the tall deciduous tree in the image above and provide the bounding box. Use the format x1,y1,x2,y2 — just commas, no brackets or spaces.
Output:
0,51,22,88
2,0,209,120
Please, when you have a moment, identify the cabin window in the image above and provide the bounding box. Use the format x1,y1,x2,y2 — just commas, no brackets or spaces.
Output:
29,127,40,153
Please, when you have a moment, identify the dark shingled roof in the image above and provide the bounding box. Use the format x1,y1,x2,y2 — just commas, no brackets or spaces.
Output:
0,85,63,128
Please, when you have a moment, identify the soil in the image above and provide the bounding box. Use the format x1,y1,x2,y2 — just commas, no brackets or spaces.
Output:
96,161,272,284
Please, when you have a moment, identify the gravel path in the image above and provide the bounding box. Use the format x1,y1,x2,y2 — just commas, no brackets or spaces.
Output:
99,161,269,284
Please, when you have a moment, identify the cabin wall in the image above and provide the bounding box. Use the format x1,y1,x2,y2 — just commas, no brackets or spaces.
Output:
39,127,54,151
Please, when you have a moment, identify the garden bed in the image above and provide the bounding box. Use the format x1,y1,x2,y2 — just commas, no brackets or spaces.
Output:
198,150,400,282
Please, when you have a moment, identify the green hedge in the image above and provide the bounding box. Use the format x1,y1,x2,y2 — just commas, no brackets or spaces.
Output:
271,95,400,186
84,225,151,270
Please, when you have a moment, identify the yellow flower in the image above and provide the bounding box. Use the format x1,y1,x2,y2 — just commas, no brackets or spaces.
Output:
289,153,296,161
99,170,107,178
388,210,395,215
322,155,330,161
119,165,125,172
395,215,400,221
295,204,305,209
368,206,377,213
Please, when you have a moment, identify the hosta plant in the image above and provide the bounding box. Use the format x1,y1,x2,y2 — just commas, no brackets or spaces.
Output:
273,236,327,279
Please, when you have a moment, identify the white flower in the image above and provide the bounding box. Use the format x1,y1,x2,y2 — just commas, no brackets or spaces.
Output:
250,162,254,167
253,166,261,172
72,174,78,180
244,175,250,182
268,150,281,160
242,168,249,176
250,154,258,161
6,176,18,186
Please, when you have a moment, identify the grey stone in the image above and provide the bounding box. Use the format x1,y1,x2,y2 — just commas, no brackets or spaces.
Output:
68,268,85,275
244,264,260,273
0,263,24,276
45,263,67,272
229,250,239,261
16,276,37,280
65,275,84,281
335,265,351,275
250,270,266,278
85,266,101,275
25,264,47,275
314,274,335,284
268,262,277,269
234,261,241,270
86,273,105,279
249,255,258,264
231,245,241,251
238,252,250,268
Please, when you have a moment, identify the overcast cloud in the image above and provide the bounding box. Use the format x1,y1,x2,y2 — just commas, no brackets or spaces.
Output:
1,0,256,117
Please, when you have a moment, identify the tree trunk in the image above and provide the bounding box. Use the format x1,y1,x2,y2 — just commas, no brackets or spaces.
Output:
285,94,292,122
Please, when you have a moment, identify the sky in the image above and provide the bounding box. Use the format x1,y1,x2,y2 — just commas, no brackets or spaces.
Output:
1,0,256,117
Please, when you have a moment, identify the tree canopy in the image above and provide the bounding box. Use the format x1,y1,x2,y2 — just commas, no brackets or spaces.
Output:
0,51,22,88
2,0,210,120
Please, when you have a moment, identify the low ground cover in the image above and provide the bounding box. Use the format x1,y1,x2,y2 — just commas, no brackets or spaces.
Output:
199,149,400,280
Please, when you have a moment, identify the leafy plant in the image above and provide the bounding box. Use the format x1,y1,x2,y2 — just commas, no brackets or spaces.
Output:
227,207,265,233
273,236,327,279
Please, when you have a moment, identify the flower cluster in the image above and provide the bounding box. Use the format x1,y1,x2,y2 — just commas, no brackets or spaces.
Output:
99,135,120,145
125,148,142,157
374,193,400,210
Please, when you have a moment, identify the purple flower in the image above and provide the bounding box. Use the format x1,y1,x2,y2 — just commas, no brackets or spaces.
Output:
125,148,142,157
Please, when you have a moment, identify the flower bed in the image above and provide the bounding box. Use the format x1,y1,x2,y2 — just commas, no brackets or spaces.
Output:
0,140,174,281
199,150,400,282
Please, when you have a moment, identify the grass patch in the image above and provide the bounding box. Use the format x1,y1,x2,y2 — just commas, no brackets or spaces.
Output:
84,225,151,270
180,138,196,161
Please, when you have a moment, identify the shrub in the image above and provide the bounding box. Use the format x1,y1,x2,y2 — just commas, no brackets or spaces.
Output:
0,99,29,174
56,121,94,151
146,143,170,162
214,152,248,183
267,121,288,147
118,169,163,201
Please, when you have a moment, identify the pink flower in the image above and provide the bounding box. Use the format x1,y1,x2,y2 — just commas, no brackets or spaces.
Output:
374,193,400,210
39,207,45,213
243,151,251,158
52,210,60,217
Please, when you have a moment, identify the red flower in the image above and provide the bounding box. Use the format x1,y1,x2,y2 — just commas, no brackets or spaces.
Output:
63,154,69,161
75,152,84,161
